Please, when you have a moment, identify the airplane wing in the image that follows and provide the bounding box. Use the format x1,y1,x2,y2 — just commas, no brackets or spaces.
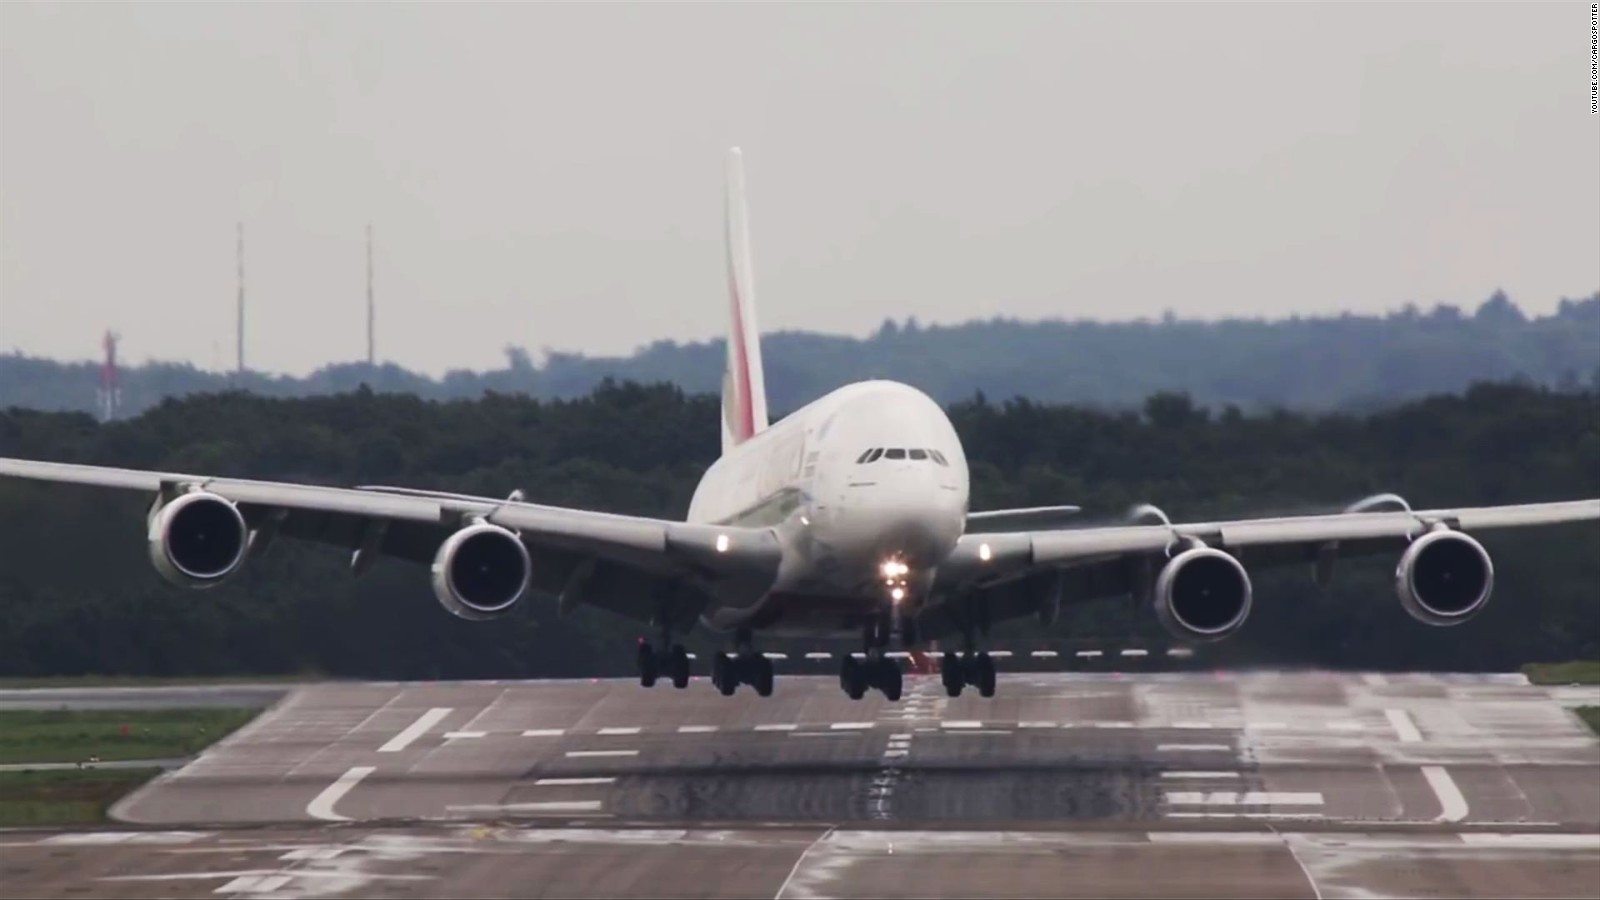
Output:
926,499,1600,640
0,457,782,629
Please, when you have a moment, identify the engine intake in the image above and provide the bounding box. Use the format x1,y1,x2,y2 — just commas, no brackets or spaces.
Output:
147,491,249,587
1394,527,1493,626
1153,546,1253,642
431,522,531,620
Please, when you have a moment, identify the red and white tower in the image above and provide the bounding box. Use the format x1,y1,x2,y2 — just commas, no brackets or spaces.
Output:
97,330,121,422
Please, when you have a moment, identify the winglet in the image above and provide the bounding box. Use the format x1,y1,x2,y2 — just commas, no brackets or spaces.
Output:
721,147,770,454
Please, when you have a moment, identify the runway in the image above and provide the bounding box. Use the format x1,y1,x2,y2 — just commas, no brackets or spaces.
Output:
2,671,1596,898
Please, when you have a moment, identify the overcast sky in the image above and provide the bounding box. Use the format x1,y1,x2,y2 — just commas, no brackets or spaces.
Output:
2,3,1595,377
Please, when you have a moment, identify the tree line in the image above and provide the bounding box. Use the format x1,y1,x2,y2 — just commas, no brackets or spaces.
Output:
5,291,1596,420
0,379,1595,679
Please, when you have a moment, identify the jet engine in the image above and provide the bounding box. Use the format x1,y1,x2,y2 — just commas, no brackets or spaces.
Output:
1394,526,1494,626
1152,546,1253,642
147,490,249,587
430,522,531,620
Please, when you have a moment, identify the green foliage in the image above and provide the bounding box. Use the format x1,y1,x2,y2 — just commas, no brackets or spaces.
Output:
1523,661,1600,685
5,294,1597,418
0,709,261,764
0,378,1596,678
0,769,162,826
1577,708,1600,737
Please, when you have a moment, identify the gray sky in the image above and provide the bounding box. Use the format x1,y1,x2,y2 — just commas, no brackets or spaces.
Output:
2,2,1596,377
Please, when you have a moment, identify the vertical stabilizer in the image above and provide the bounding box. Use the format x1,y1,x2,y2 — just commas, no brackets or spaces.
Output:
722,147,770,453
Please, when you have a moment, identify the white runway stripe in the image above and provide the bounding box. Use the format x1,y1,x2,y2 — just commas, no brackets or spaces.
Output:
564,749,638,758
1423,766,1469,822
1158,743,1231,752
448,801,603,814
1160,771,1241,779
378,708,452,752
1386,709,1423,742
306,766,374,822
443,731,486,739
597,727,641,736
521,728,565,737
1166,791,1323,806
940,721,984,729
830,722,874,730
533,777,616,786
677,725,718,734
755,724,798,732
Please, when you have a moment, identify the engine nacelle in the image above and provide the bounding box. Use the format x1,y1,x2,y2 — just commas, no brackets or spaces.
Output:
430,522,531,621
1394,526,1494,626
1153,546,1253,642
146,490,249,587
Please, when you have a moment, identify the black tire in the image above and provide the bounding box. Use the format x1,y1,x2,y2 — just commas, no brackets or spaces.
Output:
638,643,659,688
754,655,774,697
713,652,737,696
977,652,996,698
942,652,962,694
840,656,866,700
669,645,690,689
879,657,902,702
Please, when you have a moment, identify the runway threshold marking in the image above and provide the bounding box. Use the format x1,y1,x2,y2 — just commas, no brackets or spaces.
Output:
1422,766,1469,822
378,707,453,752
1386,709,1423,742
305,766,375,822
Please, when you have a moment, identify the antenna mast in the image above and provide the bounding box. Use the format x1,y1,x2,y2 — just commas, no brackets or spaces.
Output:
235,221,246,376
366,223,375,367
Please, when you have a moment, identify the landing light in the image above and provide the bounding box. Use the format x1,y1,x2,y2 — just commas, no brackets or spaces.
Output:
880,560,909,578
715,534,730,553
891,587,905,603
979,542,992,562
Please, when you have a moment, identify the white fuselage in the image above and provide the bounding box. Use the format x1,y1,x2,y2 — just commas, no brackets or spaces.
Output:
686,380,969,633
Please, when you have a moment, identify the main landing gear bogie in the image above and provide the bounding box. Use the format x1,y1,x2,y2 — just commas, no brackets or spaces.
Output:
637,641,691,690
941,651,996,698
711,651,775,698
840,654,902,702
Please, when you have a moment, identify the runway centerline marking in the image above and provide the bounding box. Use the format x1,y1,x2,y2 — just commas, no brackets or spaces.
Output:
754,724,798,732
1422,766,1469,822
940,721,983,729
1166,791,1324,806
1158,743,1231,752
1161,771,1241,779
564,749,638,758
378,707,452,752
443,731,485,740
677,725,718,733
830,722,874,730
305,765,374,822
597,727,641,736
521,728,565,737
1386,709,1423,742
533,777,616,786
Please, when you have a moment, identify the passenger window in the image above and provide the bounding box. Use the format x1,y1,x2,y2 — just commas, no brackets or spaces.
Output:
909,449,928,461
856,449,874,464
866,448,884,462
884,448,906,460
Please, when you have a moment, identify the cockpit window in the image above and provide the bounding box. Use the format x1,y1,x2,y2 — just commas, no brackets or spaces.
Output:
856,449,874,464
908,449,928,461
866,448,884,462
884,448,907,460
929,449,949,466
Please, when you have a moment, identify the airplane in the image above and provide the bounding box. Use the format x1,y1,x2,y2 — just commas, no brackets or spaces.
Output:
2,148,1597,703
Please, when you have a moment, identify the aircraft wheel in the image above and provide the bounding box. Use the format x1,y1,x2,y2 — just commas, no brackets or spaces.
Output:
878,657,902,702
637,642,659,688
713,652,737,696
976,652,997,698
840,655,867,700
668,645,690,689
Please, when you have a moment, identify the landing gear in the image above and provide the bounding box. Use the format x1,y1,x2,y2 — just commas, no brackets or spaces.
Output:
941,651,996,698
636,640,691,689
840,654,902,701
711,649,774,697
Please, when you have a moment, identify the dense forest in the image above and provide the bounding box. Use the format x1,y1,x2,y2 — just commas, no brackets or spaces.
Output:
0,379,1595,680
5,292,1596,418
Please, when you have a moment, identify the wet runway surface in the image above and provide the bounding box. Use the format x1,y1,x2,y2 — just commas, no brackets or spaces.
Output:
3,671,1597,898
